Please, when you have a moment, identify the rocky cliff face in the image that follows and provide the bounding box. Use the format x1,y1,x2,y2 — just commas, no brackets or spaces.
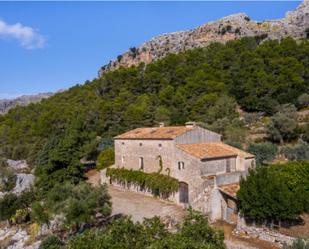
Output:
99,0,309,76
0,93,53,114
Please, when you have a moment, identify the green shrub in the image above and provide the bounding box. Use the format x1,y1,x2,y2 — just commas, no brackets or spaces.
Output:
284,239,309,249
39,235,64,249
45,182,111,230
281,142,309,161
106,167,179,197
68,211,226,249
0,166,16,192
96,148,114,170
297,93,309,109
0,193,19,221
248,142,278,165
0,188,37,222
302,123,309,143
31,202,50,225
10,208,30,224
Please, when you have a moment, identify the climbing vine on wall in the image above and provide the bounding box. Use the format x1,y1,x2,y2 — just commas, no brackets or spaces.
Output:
156,155,163,173
106,167,179,197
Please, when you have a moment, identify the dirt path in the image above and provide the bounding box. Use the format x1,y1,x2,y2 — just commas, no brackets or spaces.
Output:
85,169,100,186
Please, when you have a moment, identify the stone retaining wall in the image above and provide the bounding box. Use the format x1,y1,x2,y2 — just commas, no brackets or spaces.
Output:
235,215,296,247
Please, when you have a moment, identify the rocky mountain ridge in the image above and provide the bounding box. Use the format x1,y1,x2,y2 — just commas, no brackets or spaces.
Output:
99,0,309,76
0,93,53,114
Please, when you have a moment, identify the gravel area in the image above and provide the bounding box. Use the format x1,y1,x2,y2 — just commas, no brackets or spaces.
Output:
109,186,186,223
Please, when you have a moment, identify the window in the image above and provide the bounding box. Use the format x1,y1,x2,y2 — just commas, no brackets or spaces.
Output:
139,157,144,170
178,161,185,170
122,142,125,145
158,143,162,147
139,143,143,146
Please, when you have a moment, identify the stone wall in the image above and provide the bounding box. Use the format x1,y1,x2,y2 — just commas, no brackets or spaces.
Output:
174,126,221,144
235,215,296,247
114,139,175,174
203,158,236,176
216,171,246,186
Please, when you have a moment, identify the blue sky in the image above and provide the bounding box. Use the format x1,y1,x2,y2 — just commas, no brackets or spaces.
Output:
0,1,301,99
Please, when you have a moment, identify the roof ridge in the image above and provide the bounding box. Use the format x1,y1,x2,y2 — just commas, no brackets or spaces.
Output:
115,125,195,140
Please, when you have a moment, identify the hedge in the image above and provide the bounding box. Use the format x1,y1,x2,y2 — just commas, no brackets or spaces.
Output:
106,167,179,196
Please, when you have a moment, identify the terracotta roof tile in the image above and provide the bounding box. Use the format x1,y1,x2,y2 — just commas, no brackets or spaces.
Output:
115,126,194,140
219,183,240,198
217,143,254,159
176,142,254,159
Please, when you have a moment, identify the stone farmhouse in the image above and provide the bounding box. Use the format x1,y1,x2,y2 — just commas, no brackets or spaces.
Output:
101,122,255,222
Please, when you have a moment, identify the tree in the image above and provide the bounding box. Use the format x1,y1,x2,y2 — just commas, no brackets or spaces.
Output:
267,105,298,143
237,161,309,221
224,119,247,146
97,148,114,170
281,142,309,161
205,95,237,123
248,142,278,165
154,106,171,125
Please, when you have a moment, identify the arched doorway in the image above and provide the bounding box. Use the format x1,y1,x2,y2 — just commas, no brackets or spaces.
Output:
179,182,189,203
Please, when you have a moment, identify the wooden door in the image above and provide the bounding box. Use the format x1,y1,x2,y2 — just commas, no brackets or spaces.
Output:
179,182,189,203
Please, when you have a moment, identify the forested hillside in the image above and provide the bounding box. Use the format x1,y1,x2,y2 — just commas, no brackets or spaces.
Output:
0,37,308,181
0,92,53,115
0,36,309,249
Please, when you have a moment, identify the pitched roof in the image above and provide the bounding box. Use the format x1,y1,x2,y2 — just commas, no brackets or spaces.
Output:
217,143,254,159
115,126,194,140
219,183,240,198
176,142,254,160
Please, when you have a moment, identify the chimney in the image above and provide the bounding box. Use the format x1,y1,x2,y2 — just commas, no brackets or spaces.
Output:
159,122,165,127
185,121,196,129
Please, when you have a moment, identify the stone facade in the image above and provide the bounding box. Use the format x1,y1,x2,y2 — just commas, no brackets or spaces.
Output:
101,123,255,221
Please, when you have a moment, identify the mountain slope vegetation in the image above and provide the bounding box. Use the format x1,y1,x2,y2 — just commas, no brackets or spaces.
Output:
0,37,308,189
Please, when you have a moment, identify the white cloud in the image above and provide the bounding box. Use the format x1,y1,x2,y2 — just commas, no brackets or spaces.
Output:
0,20,46,49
